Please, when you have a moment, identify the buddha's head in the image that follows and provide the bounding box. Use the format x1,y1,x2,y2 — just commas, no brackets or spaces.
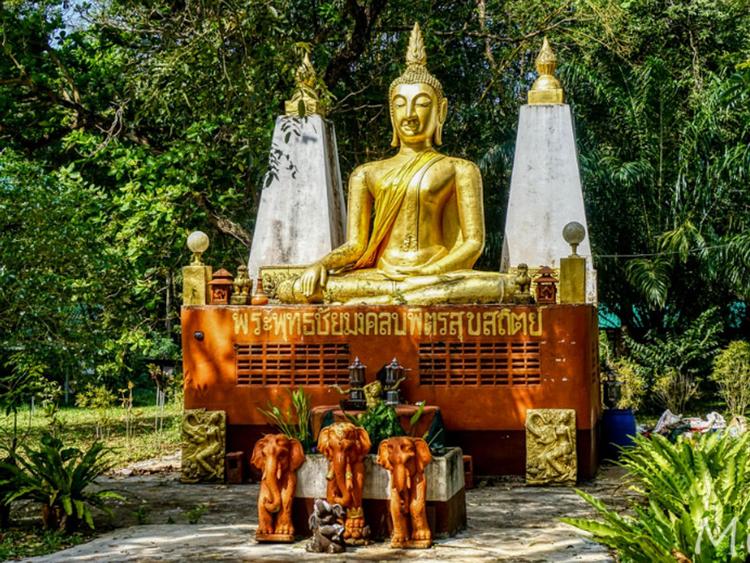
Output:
389,23,447,148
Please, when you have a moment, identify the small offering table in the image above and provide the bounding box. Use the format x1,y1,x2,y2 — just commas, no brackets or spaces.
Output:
310,404,445,446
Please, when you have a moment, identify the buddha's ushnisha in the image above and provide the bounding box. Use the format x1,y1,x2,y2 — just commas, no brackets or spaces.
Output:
278,23,514,305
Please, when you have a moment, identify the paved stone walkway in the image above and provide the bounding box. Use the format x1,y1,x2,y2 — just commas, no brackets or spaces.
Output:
24,465,627,562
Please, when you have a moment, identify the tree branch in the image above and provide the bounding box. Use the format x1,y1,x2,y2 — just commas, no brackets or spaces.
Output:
323,0,388,88
192,192,252,249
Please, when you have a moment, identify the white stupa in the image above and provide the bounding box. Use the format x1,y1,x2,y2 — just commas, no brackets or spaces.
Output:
248,54,346,282
502,38,597,303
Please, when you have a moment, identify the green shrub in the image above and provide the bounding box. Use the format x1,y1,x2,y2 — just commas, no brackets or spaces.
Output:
348,402,404,451
611,357,647,411
711,341,750,418
564,432,750,562
653,368,700,414
626,308,722,410
258,387,312,451
4,432,123,532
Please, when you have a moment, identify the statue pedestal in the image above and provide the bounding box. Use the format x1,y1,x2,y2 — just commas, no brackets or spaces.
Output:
502,104,597,303
291,448,466,539
182,303,601,478
247,115,346,282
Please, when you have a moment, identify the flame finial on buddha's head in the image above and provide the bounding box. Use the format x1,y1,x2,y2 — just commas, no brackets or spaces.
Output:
389,22,444,102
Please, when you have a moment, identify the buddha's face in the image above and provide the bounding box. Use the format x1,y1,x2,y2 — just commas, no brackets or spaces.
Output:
390,83,446,146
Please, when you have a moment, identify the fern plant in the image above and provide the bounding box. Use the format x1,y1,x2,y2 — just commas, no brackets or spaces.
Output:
564,432,750,562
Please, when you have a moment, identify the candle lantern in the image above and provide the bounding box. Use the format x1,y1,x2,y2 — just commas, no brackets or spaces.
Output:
602,367,622,409
535,265,558,304
208,268,234,305
340,357,367,410
383,358,405,407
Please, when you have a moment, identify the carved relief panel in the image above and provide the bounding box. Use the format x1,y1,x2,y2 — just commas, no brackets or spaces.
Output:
181,409,226,483
525,408,576,485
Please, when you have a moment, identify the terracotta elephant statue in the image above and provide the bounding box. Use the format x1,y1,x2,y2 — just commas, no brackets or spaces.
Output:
251,433,305,541
376,436,433,548
317,422,371,544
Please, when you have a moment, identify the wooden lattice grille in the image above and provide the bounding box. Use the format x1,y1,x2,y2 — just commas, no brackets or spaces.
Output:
418,341,541,385
235,343,350,385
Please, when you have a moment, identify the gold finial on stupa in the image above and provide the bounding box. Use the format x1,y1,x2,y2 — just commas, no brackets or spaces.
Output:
285,52,325,117
390,22,444,101
528,37,564,105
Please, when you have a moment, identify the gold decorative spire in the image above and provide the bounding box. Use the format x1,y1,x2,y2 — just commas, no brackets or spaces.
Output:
285,52,325,117
405,22,427,67
528,37,564,105
389,22,444,101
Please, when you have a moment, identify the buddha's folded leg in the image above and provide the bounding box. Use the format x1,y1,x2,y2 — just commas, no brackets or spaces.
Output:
276,270,396,304
343,271,516,306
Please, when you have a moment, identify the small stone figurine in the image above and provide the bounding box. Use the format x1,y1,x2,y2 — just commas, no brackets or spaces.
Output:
230,265,252,305
513,263,534,304
306,499,346,553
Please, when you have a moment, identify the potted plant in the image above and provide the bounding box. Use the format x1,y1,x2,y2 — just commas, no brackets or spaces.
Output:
599,330,646,460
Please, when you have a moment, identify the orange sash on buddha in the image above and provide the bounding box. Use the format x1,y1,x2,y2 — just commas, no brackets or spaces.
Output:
352,151,445,270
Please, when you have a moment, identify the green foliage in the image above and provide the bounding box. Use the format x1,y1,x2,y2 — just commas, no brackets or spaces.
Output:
0,355,46,455
600,331,646,411
348,402,404,450
258,387,312,451
0,528,88,560
0,0,747,391
3,432,124,532
626,308,723,393
711,341,750,417
134,504,150,525
611,358,647,412
186,503,207,525
653,368,700,415
564,432,750,563
4,404,181,469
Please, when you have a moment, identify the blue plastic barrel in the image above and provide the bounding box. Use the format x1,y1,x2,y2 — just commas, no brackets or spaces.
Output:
601,408,637,461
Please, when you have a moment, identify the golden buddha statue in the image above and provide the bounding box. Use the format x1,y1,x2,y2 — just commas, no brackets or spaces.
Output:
277,23,514,306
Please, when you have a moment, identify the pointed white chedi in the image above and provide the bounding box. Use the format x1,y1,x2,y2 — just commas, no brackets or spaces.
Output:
502,38,597,303
248,55,346,282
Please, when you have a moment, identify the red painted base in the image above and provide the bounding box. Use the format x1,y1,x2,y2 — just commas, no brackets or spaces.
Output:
182,303,601,478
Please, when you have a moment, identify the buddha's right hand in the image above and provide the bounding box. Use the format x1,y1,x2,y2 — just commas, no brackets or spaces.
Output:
299,263,328,297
